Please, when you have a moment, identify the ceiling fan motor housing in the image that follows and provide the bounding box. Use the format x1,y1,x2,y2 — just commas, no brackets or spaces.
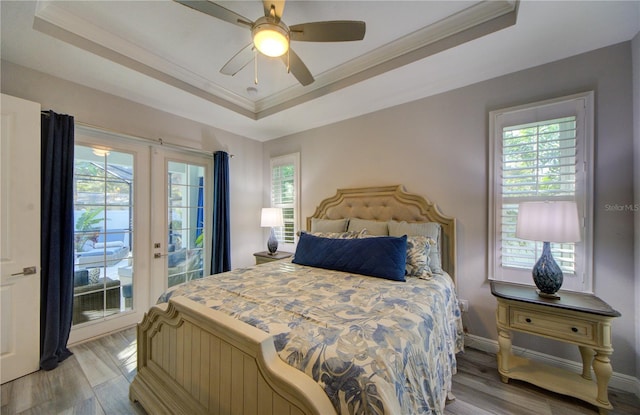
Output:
252,16,290,57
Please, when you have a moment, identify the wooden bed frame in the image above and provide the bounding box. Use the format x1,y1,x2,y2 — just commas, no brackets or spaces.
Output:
130,185,456,414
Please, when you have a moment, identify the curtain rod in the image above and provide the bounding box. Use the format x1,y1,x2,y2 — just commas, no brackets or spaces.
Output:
75,121,234,158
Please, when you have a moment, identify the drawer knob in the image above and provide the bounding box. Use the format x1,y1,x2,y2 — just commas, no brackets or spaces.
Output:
525,318,532,323
571,327,578,333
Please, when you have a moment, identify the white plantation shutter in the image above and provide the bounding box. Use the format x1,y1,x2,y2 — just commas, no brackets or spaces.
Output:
489,92,593,292
501,117,578,273
270,153,300,246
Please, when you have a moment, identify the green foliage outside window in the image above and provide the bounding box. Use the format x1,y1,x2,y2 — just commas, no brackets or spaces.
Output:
272,163,296,244
74,207,104,251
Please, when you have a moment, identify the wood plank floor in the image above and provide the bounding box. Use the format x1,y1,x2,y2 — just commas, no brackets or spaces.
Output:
1,327,638,414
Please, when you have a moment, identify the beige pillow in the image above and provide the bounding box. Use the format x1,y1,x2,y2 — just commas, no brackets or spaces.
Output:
310,218,348,233
347,218,389,236
388,220,442,273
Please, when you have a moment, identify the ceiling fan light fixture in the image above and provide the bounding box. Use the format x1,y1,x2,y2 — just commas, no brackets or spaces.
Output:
252,19,289,57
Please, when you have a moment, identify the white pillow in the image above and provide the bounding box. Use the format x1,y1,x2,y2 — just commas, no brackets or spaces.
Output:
347,218,389,236
388,220,443,273
310,218,348,233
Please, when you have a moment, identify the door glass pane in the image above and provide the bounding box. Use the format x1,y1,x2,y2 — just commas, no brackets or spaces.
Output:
167,161,205,287
73,146,134,325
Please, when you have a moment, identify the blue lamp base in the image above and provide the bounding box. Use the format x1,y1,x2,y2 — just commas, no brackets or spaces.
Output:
266,227,278,255
532,241,563,299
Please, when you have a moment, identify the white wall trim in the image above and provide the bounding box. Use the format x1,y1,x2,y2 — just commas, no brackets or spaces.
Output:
464,334,640,399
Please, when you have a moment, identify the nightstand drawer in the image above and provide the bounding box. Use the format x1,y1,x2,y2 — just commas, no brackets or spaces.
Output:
510,308,596,344
253,251,293,265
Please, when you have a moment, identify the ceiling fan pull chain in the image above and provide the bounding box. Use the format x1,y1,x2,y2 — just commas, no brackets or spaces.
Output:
287,49,290,73
254,49,259,85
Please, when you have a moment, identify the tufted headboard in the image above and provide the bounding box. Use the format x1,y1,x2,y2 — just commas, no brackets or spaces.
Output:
307,185,457,283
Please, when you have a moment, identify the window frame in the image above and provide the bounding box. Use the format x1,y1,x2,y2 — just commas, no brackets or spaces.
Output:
269,152,300,251
488,91,594,293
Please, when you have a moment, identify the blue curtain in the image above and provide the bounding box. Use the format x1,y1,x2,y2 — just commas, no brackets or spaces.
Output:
211,151,230,274
196,176,204,241
40,110,75,370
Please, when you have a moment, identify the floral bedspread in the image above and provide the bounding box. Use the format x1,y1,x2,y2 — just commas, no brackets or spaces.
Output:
160,260,464,415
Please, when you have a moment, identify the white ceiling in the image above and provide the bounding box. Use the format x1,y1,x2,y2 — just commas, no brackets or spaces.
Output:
2,1,639,141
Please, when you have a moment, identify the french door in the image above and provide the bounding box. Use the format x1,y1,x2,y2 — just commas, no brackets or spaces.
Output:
72,146,135,326
149,147,212,304
70,126,211,344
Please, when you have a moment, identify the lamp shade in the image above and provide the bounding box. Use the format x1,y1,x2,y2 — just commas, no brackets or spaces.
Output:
516,201,581,243
261,207,284,228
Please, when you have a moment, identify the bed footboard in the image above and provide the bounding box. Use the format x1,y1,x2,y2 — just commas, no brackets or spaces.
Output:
130,296,336,415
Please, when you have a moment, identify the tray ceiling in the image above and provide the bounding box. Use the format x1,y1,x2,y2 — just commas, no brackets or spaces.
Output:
2,1,639,141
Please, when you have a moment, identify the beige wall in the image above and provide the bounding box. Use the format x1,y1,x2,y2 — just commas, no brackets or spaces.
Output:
264,42,638,378
0,61,265,270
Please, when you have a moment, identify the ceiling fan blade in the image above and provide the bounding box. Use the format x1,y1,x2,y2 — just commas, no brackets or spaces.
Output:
282,48,314,86
289,21,366,42
174,0,253,29
220,43,255,76
263,0,286,21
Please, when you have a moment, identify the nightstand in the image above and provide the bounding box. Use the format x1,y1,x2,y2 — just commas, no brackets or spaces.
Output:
490,281,620,415
253,251,293,265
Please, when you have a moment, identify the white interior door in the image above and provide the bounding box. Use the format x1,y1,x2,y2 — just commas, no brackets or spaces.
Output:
0,94,41,383
149,147,212,304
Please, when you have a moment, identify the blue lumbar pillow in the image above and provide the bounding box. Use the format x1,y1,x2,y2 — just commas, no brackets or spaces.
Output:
292,232,407,281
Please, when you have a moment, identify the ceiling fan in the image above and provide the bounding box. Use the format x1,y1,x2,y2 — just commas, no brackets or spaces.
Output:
175,0,366,86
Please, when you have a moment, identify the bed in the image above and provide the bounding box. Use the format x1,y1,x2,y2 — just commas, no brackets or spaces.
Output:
130,185,463,414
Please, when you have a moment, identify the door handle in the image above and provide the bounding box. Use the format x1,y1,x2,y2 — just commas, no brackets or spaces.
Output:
11,266,37,276
154,253,169,259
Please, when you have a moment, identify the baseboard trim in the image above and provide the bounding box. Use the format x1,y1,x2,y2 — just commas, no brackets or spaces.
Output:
463,334,640,399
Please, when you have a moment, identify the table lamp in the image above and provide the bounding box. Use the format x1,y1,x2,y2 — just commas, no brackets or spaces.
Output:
515,201,581,299
261,207,284,255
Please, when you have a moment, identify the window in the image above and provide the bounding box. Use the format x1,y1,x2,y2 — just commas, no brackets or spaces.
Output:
73,146,134,325
166,161,205,287
270,153,300,248
488,92,594,293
